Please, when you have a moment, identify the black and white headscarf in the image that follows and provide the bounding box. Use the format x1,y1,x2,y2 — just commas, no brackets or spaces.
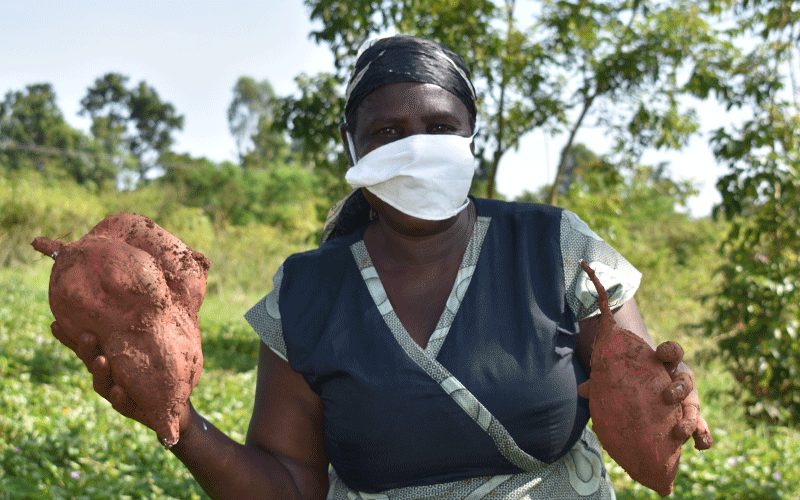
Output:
343,35,477,128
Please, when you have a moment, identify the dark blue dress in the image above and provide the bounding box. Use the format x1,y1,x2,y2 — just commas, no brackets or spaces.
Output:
245,198,641,496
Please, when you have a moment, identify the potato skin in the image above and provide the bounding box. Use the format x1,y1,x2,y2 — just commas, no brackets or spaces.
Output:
33,213,210,447
578,261,682,497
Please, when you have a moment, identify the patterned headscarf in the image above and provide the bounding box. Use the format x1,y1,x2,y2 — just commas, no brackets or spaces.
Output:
343,35,477,128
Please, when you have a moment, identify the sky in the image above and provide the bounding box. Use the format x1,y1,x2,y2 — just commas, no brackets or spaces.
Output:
2,0,734,217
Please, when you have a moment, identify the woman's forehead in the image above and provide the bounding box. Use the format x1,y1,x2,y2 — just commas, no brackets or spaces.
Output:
357,82,470,123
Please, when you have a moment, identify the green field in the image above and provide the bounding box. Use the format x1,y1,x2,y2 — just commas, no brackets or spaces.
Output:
2,258,799,499
1,169,798,499
4,0,800,495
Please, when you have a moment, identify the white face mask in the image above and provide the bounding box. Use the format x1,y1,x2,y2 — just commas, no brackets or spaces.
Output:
344,132,477,221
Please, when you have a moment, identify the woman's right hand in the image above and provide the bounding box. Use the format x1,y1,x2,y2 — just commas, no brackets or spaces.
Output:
50,321,190,437
53,320,328,499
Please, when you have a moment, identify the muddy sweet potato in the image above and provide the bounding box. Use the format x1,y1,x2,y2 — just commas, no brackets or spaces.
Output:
32,213,210,448
576,261,682,497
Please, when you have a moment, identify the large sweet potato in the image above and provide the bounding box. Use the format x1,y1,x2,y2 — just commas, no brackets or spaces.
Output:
32,213,210,448
576,261,682,497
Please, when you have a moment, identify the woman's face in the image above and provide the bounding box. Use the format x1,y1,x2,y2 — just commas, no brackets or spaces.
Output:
345,81,473,165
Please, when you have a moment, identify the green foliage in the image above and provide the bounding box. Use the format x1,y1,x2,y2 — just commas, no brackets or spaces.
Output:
127,81,184,160
552,162,724,346
80,73,184,181
540,0,720,203
80,73,131,154
0,84,116,187
1,84,70,150
225,73,352,219
0,170,107,267
227,77,290,165
158,156,325,234
0,166,317,299
703,125,800,424
273,72,352,201
244,115,291,169
689,0,800,426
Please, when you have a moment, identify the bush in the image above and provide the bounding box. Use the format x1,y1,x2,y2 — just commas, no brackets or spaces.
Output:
172,160,326,235
703,197,800,425
1,169,318,303
0,171,106,267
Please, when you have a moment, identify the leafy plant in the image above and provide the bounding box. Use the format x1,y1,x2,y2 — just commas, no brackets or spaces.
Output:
691,0,800,426
0,84,117,187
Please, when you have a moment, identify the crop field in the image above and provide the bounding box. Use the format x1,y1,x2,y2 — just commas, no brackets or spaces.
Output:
2,261,799,499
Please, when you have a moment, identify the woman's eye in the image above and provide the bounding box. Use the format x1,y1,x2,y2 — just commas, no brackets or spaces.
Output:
376,127,400,136
430,124,456,134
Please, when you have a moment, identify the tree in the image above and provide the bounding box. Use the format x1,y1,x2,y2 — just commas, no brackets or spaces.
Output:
0,83,114,187
293,0,723,202
127,81,184,164
227,77,289,166
538,0,721,204
273,72,350,199
79,73,129,156
692,0,800,425
157,153,323,235
80,73,184,183
302,0,559,200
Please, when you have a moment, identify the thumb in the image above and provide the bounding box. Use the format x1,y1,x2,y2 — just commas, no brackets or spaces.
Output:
656,341,684,375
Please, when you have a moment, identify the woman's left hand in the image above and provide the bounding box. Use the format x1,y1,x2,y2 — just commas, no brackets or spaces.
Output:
655,341,713,450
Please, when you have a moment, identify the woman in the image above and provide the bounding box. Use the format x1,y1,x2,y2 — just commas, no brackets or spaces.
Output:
58,35,711,499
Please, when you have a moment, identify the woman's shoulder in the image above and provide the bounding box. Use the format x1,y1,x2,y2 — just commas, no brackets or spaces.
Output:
471,196,565,219
277,230,366,309
471,197,569,236
284,229,361,269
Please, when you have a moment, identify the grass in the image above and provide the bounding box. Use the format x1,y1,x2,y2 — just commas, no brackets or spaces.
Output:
0,263,255,500
2,261,800,499
608,358,800,499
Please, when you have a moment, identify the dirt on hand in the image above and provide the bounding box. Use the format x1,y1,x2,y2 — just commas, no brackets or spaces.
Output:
32,213,210,448
576,261,683,497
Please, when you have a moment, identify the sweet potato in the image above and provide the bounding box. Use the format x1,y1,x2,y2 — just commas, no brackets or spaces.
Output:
32,213,210,448
576,261,682,497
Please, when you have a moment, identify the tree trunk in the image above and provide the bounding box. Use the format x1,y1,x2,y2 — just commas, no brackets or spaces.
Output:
547,94,594,205
486,0,515,199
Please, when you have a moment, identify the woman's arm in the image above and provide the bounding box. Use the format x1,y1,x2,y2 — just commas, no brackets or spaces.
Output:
169,344,329,499
62,321,329,500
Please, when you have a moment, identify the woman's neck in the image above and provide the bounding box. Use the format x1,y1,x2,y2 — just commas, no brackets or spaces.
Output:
366,201,475,267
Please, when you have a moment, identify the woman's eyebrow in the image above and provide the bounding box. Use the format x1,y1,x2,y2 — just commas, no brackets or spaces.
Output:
364,113,463,130
421,112,463,123
364,116,406,128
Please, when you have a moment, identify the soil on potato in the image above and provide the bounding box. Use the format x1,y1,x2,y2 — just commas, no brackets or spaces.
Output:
578,261,683,497
32,213,210,448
